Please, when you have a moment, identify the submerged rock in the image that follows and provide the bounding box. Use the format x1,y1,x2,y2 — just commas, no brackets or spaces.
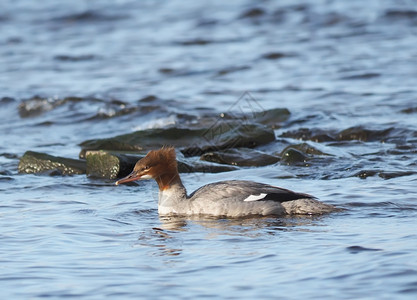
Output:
252,108,291,128
18,96,86,118
281,126,398,143
220,108,290,129
200,148,279,167
337,126,394,142
281,143,330,156
280,128,335,142
280,148,308,166
80,122,275,158
18,151,86,175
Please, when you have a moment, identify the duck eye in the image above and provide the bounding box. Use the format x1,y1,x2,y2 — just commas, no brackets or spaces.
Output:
142,166,150,171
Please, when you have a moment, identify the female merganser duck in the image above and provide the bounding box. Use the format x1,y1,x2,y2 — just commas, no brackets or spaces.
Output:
115,147,335,217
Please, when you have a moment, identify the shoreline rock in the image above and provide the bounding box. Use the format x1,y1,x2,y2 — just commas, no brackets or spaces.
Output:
79,122,275,158
18,151,86,175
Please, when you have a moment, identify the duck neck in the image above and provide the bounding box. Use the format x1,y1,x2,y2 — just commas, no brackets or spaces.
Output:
154,171,185,193
157,171,188,214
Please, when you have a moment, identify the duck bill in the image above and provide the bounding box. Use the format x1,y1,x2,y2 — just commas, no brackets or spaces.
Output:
115,171,142,185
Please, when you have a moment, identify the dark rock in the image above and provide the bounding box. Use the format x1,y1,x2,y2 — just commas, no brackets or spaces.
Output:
178,159,238,173
352,170,378,179
280,148,308,166
85,150,238,180
138,95,158,102
401,107,417,114
200,148,279,167
261,52,287,60
1,152,19,159
18,151,86,175
338,126,393,142
281,126,397,143
18,96,55,118
280,128,335,142
0,97,15,105
177,38,212,46
378,171,415,179
220,108,290,128
239,7,265,18
281,143,330,156
18,96,88,118
252,108,290,128
80,122,275,158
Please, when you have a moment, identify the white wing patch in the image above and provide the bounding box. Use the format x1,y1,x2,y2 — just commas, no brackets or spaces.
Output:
243,193,267,202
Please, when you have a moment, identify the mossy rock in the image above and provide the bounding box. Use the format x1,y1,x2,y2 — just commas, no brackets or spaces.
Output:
18,151,86,175
85,151,142,179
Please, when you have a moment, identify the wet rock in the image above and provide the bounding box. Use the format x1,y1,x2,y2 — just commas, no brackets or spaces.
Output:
378,171,415,179
0,170,12,176
280,148,308,166
18,151,86,175
18,96,55,118
200,148,279,167
261,52,288,60
281,126,396,143
138,95,158,102
280,128,335,142
239,7,265,19
80,122,275,158
338,126,393,142
221,108,290,128
281,143,330,156
400,107,417,114
159,68,175,74
18,96,87,118
85,151,142,179
252,108,291,128
0,97,15,105
85,150,238,180
1,152,19,159
352,169,415,180
178,159,238,173
176,38,212,46
352,170,378,179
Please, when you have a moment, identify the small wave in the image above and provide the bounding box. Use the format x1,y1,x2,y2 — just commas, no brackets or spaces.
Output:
54,54,96,62
52,10,128,23
132,115,178,131
346,245,382,254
